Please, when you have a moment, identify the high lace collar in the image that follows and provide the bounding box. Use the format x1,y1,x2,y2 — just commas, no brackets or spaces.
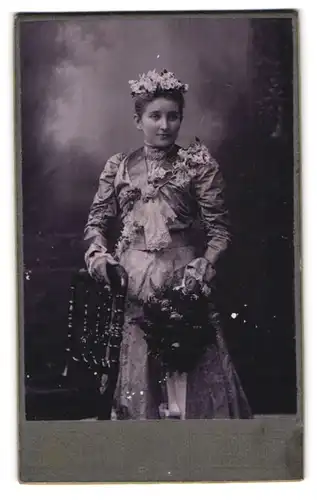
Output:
143,142,177,162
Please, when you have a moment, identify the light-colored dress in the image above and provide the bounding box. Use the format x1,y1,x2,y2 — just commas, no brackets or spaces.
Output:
84,143,252,419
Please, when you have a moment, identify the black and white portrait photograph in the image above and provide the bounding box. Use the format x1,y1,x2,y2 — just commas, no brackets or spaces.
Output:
16,10,302,482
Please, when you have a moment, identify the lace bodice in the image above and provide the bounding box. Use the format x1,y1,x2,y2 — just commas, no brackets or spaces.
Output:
84,142,230,268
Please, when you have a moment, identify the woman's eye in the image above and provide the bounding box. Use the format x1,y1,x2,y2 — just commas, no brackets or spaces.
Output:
150,113,160,120
168,113,179,121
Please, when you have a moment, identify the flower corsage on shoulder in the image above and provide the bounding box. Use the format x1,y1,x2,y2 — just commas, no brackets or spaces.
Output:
142,138,212,202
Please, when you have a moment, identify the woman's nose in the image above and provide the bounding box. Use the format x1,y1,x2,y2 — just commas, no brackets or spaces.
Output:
159,117,168,130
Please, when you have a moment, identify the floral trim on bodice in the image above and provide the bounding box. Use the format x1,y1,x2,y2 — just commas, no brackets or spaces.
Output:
143,139,212,200
114,139,212,258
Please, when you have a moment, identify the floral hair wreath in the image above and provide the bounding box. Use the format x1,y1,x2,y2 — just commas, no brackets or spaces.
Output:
128,69,189,97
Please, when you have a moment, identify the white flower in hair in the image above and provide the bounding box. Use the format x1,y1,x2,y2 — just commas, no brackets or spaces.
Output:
129,69,189,96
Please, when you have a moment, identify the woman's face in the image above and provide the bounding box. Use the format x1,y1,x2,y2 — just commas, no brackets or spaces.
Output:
134,97,182,148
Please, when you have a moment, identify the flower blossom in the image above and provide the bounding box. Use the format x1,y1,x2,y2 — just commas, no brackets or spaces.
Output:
129,69,189,96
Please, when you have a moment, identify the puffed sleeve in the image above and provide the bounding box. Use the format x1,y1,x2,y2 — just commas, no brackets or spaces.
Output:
192,157,231,267
84,152,125,274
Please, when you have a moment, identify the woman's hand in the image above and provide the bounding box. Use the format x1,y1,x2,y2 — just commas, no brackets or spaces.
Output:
182,257,216,295
90,253,119,285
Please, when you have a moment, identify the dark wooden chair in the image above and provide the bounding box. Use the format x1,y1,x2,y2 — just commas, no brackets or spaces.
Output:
25,265,128,421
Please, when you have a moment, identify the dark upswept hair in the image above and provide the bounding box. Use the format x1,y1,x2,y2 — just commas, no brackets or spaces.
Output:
134,89,185,120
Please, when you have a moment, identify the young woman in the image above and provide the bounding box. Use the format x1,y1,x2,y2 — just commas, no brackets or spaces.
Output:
84,69,251,420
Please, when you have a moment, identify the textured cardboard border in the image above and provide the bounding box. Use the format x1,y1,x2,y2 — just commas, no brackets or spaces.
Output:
16,10,303,483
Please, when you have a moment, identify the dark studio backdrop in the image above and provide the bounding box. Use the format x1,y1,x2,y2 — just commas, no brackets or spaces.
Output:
19,15,296,416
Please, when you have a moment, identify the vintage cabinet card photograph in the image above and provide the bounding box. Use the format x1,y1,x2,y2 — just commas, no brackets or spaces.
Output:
15,10,302,482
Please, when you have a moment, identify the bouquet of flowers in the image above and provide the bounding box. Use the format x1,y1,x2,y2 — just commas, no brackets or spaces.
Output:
140,285,216,374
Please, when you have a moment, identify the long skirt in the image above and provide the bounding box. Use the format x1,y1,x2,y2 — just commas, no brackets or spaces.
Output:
113,245,252,419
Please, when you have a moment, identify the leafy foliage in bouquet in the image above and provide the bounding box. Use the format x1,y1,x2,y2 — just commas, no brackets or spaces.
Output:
140,285,216,374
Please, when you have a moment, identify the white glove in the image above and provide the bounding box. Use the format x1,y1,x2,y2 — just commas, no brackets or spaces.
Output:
85,243,119,284
182,257,216,295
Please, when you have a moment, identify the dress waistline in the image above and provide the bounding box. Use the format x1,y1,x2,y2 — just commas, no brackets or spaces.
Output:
129,230,192,252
